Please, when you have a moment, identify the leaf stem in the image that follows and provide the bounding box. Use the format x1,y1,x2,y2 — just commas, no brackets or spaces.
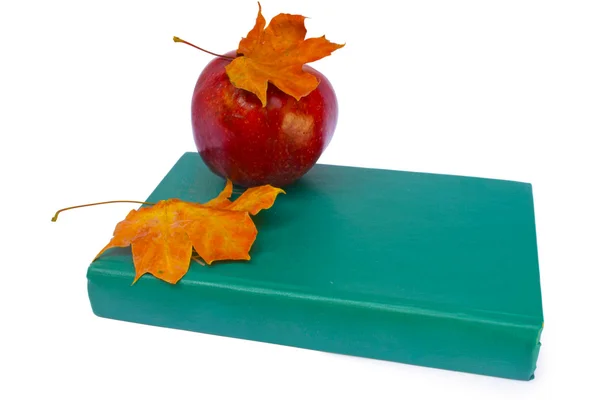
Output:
192,257,206,266
173,36,235,60
51,200,155,222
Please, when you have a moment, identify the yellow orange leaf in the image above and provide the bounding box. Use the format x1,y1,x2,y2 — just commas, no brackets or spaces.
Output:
184,207,256,265
225,3,344,106
96,180,285,284
203,179,233,208
227,184,285,215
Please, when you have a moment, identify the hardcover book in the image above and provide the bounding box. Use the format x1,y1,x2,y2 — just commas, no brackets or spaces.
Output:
87,152,543,380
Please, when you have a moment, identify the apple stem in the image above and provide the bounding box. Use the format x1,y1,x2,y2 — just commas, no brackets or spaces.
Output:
51,200,156,222
173,36,235,60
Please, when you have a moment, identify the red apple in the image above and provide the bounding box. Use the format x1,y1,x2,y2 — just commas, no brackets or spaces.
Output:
191,52,338,187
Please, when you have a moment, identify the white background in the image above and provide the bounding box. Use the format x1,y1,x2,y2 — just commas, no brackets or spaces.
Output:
1,0,599,399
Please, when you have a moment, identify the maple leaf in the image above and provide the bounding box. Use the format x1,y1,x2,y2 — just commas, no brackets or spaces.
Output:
225,3,344,106
95,180,285,284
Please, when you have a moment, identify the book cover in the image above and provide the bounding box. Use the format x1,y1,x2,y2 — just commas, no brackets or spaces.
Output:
87,152,543,380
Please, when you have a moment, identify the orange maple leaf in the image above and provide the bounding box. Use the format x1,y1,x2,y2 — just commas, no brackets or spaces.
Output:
225,3,344,106
96,180,285,284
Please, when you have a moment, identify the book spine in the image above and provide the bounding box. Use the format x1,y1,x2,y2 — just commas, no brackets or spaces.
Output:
88,267,542,380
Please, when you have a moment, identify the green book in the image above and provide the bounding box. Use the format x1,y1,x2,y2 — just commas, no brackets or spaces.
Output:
87,152,543,380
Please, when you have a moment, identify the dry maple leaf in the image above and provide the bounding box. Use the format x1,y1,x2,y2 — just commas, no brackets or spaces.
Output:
225,3,344,106
95,180,285,284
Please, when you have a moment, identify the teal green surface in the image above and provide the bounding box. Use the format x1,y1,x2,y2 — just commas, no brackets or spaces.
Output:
87,152,544,380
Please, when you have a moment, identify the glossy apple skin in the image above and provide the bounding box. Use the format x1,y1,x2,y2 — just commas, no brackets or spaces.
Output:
191,53,338,187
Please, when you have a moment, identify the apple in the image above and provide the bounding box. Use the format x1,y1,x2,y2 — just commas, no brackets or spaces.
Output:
190,52,338,187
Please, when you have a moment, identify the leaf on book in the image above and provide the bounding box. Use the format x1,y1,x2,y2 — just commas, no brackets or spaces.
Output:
96,180,285,284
